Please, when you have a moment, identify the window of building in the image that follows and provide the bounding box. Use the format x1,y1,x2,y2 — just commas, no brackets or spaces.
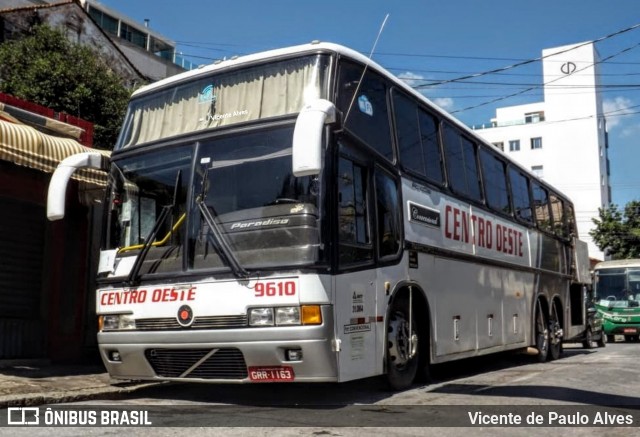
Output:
525,112,544,124
509,140,520,152
120,23,148,50
88,8,119,36
531,137,542,149
531,165,543,178
492,142,504,152
150,37,175,61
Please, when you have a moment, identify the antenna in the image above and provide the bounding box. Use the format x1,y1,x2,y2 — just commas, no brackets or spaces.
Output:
343,13,390,125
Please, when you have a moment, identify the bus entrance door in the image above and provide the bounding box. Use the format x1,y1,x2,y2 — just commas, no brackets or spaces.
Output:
334,272,378,382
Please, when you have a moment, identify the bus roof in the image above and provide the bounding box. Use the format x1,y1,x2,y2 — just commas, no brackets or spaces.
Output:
129,41,575,206
130,42,456,128
132,42,369,97
594,259,640,270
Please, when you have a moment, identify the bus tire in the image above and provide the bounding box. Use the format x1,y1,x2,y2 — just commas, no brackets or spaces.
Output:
596,332,606,348
607,334,616,343
386,299,419,390
534,300,549,362
582,328,593,349
548,301,563,361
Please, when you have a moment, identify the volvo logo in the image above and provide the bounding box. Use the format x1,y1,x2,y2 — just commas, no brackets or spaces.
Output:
177,305,194,327
560,61,577,75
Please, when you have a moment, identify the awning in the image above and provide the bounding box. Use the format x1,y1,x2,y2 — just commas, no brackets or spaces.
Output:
0,119,110,186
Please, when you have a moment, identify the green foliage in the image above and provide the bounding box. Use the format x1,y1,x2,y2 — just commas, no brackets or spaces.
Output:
0,25,132,149
590,200,640,259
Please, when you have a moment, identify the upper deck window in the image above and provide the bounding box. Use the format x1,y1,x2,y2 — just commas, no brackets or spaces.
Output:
336,61,393,162
116,54,330,149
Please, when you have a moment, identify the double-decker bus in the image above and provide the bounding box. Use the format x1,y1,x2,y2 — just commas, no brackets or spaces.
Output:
592,259,640,342
47,42,591,389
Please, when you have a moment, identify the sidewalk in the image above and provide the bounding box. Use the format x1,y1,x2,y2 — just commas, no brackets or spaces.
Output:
0,360,155,408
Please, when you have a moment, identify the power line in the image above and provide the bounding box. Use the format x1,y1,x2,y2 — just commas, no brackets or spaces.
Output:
413,21,640,90
448,39,640,114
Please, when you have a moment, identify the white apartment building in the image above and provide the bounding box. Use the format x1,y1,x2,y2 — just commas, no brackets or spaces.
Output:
474,42,610,261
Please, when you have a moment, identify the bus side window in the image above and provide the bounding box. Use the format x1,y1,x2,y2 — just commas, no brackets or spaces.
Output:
392,90,443,184
549,193,567,239
375,167,401,258
442,123,482,202
508,167,534,225
565,203,577,237
337,156,373,265
337,61,393,162
532,181,552,233
479,148,511,215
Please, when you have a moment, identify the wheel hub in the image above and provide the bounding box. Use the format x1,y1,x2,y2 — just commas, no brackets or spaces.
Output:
388,313,417,367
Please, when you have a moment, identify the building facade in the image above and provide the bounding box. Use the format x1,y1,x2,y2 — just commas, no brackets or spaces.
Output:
82,0,190,81
474,42,610,261
1,0,188,83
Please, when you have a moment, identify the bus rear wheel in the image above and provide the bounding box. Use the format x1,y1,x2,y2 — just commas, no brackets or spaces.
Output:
548,301,563,361
582,328,593,349
386,300,419,390
596,332,606,348
535,301,549,362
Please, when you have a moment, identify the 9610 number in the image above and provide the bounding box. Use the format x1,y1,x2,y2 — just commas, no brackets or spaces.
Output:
254,281,296,297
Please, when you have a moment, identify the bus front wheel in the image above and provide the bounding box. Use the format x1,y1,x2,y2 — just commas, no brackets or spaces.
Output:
386,299,419,390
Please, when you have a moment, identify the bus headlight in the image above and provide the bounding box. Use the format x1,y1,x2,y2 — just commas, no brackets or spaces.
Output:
249,308,274,326
99,314,136,331
249,305,322,326
275,307,300,325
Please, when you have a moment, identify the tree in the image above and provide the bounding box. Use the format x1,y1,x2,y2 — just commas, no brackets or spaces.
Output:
0,25,132,150
590,200,640,259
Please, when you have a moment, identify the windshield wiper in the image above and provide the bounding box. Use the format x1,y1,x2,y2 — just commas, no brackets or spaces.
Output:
196,199,249,278
196,165,249,279
127,170,182,286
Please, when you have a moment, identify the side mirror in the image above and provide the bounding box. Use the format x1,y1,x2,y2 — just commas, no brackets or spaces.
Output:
47,152,109,221
292,99,336,177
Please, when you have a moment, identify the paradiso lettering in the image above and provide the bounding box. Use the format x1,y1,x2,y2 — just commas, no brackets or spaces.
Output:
444,205,524,257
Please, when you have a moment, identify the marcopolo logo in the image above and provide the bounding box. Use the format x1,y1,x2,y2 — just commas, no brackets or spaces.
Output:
408,202,440,228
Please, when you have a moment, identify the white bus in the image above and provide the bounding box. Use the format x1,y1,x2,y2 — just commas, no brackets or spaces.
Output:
47,42,591,389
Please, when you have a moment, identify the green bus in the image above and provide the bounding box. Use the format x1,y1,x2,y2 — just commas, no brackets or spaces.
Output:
593,260,640,342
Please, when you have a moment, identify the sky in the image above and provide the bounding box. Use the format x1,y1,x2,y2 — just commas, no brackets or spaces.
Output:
99,0,640,208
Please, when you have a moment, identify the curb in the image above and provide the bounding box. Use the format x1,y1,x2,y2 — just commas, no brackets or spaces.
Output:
0,382,159,408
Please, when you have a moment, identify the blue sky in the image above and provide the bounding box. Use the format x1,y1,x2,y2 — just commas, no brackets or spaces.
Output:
100,0,640,207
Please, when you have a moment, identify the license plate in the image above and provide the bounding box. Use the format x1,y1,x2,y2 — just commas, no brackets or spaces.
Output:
623,328,637,334
248,366,295,382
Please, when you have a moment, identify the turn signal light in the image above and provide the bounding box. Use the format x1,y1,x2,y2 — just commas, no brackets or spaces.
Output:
301,305,322,325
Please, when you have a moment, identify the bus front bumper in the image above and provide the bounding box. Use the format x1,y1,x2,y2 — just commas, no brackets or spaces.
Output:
97,309,338,383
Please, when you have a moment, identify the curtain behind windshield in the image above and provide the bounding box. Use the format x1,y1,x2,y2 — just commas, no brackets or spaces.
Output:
120,55,328,148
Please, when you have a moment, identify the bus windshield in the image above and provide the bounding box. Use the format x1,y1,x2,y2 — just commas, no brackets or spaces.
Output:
116,54,330,149
104,125,322,279
594,268,640,308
